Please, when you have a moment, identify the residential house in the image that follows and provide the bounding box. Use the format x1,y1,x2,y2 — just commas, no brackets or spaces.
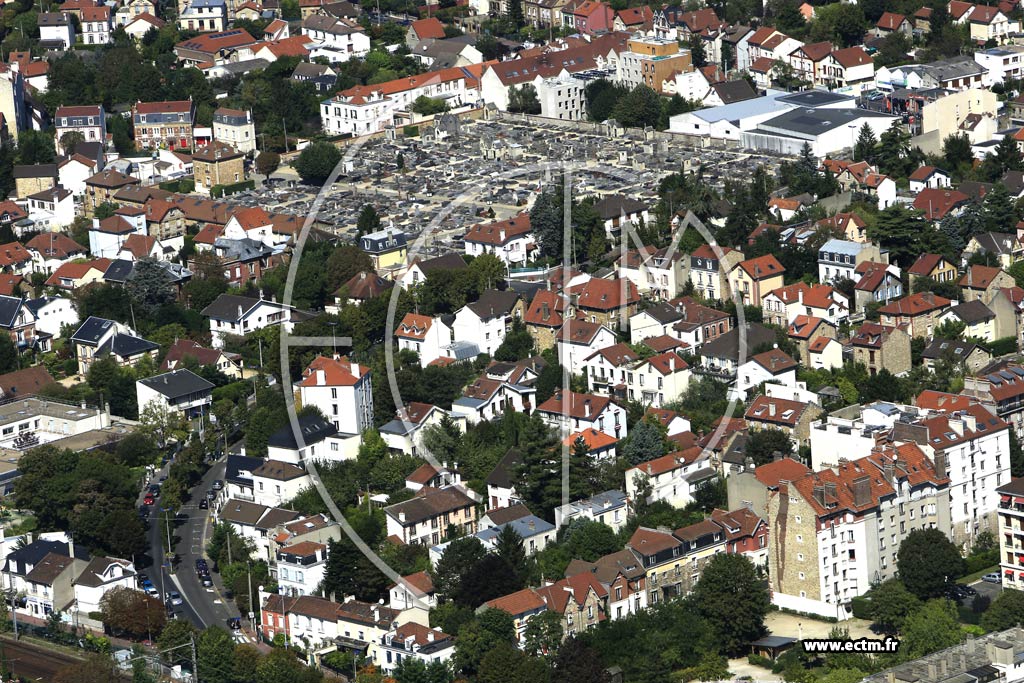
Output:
523,289,566,350
384,486,478,545
908,165,952,192
395,313,452,368
201,293,308,349
914,188,971,222
878,292,952,338
938,300,999,342
788,315,837,365
690,244,743,301
744,394,822,447
131,100,197,151
854,261,903,311
43,258,110,291
295,354,374,436
160,338,243,378
452,289,523,357
536,389,627,440
361,228,407,272
762,282,848,327
625,446,713,508
729,254,785,307
965,231,1023,268
908,253,959,288
136,369,214,418
192,142,245,195
960,264,1015,303
592,194,649,244
554,490,629,533
212,108,256,154
555,319,617,376
570,277,639,330
735,348,799,399
54,105,105,151
817,238,885,283
462,214,534,267
808,335,843,371
851,322,912,376
922,338,992,373
70,316,157,374
626,350,690,407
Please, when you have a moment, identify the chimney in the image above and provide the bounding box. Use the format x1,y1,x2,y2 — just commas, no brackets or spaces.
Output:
398,511,406,523
584,398,591,417
882,459,894,484
351,360,360,377
812,485,826,506
669,355,676,372
768,402,776,417
499,228,506,242
542,301,550,320
427,632,435,642
237,305,243,319
851,476,871,507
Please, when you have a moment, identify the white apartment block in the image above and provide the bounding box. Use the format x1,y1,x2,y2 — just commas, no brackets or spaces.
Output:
296,355,374,437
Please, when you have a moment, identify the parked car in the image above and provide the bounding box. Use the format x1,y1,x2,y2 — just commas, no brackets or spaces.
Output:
227,617,241,630
143,494,155,506
200,575,213,587
199,499,208,510
165,591,183,607
983,572,1002,583
212,480,224,491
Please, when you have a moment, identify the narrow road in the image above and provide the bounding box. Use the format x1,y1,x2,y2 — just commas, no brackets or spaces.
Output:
0,637,84,681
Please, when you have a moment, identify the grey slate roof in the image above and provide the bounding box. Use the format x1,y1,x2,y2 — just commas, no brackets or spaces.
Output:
466,289,519,320
138,369,214,399
97,333,159,360
945,299,995,324
70,316,117,346
201,294,265,321
103,259,135,284
0,296,23,328
267,414,337,450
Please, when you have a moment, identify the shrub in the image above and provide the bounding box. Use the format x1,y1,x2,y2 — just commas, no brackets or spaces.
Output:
403,125,420,137
748,654,774,669
850,595,872,620
210,180,255,198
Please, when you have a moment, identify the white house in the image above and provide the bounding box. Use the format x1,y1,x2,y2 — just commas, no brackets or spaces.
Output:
735,348,799,400
26,186,73,230
462,214,534,267
295,355,374,437
25,296,77,337
80,5,112,45
276,540,328,598
626,350,690,408
556,320,617,376
251,460,312,508
553,490,630,534
451,289,521,358
72,556,136,615
177,0,226,32
301,14,370,62
536,390,628,440
625,448,713,509
395,313,452,368
58,155,97,197
451,374,535,424
38,13,74,50
136,369,214,418
200,293,305,349
89,212,146,260
379,402,454,457
582,343,641,396
376,622,455,675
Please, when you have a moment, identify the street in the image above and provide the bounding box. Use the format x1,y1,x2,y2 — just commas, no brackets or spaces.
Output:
143,456,246,638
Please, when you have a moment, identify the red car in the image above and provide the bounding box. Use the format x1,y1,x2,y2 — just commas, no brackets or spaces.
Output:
144,494,155,506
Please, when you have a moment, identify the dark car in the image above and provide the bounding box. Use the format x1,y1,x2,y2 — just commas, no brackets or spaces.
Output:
200,575,213,587
148,484,161,495
212,480,224,491
199,499,209,510
227,617,242,630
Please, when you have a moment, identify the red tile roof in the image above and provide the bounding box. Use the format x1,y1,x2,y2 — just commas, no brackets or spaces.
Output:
463,214,531,246
297,355,370,387
754,457,811,487
876,11,907,29
908,253,946,276
410,17,445,39
736,254,785,279
912,188,970,220
524,290,564,328
536,390,611,420
959,264,1006,289
878,292,951,317
745,394,810,427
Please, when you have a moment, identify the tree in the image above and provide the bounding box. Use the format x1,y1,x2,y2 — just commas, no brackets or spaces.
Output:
431,536,487,600
411,96,449,116
897,528,965,599
157,619,198,665
126,258,175,313
59,131,85,155
745,428,794,466
294,141,341,184
903,599,964,657
981,589,1024,631
620,420,667,465
184,250,229,311
552,637,610,683
0,334,17,375
983,181,1018,233
943,133,974,176
17,129,56,165
531,182,565,259
875,121,914,178
853,123,877,163
100,587,166,640
453,609,516,676
869,579,921,632
468,252,505,290
356,204,382,237
197,627,237,683
327,243,374,291
495,524,529,587
256,151,281,176
868,204,931,267
508,84,541,115
688,32,706,67
523,609,563,659
494,319,533,361
611,85,662,129
256,647,324,683
690,553,769,655
393,658,454,683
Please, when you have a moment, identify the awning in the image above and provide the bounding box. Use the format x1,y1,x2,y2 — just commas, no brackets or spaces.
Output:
1014,497,1024,505
1003,495,1012,501
1006,570,1015,577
